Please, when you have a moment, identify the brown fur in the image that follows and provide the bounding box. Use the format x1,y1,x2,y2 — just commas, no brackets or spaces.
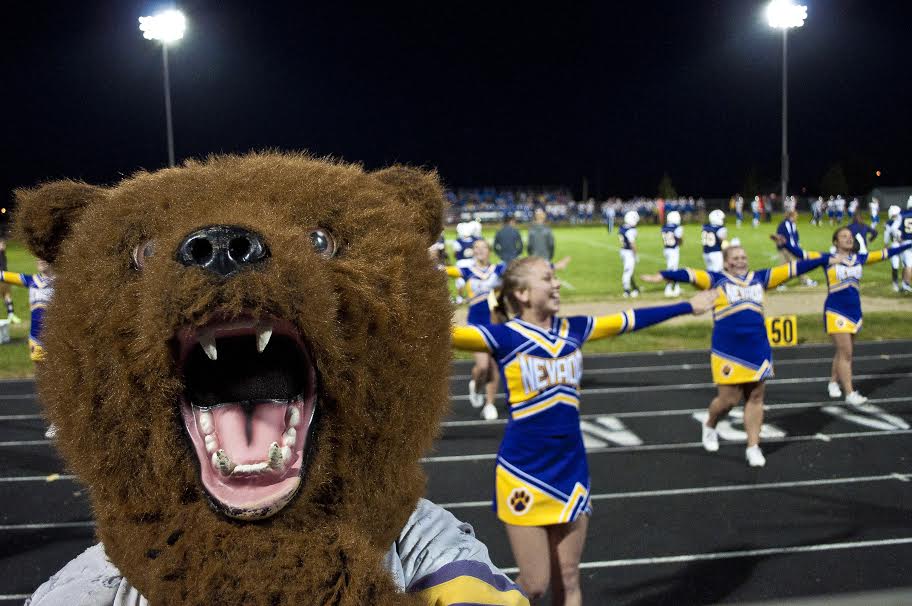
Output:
15,152,452,605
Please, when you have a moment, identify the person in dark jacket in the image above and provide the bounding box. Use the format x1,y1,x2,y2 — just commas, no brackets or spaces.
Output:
526,208,554,261
494,215,523,264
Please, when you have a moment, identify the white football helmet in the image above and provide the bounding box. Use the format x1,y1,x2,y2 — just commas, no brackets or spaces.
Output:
907,195,912,209
455,222,470,239
470,220,483,238
708,209,725,227
666,211,681,226
624,211,640,226
888,205,901,218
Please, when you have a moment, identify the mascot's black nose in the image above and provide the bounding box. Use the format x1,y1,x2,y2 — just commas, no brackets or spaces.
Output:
177,225,270,277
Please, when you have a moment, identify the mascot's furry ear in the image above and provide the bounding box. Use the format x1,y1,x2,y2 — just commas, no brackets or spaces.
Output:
373,166,444,246
13,180,105,263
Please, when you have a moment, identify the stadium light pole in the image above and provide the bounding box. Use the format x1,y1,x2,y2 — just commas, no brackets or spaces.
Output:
767,0,807,207
139,9,187,168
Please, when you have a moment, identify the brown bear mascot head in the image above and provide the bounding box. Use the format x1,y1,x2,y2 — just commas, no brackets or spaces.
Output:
15,153,452,605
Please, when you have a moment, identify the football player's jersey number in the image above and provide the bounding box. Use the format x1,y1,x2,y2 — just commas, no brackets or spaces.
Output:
662,231,677,247
903,217,912,235
702,231,717,247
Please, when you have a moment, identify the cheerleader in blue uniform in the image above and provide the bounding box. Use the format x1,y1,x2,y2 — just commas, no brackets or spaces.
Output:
452,256,717,605
780,227,912,405
445,239,506,420
643,245,833,467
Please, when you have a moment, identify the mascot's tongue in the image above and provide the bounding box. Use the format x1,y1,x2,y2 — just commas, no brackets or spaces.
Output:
207,403,289,467
180,396,314,520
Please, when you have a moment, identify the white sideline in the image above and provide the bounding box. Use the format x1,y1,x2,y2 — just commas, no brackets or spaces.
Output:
437,472,912,509
499,537,912,574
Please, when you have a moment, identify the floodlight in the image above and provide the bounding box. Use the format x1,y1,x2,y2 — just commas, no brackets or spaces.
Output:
139,9,186,44
766,0,807,30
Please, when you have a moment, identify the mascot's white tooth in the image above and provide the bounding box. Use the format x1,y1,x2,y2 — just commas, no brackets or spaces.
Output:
281,445,293,464
283,427,296,447
199,330,217,361
204,434,218,453
198,411,214,435
214,449,234,475
268,442,283,469
256,323,273,353
287,406,301,427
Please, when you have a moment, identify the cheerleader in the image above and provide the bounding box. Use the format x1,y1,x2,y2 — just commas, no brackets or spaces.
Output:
0,260,54,362
452,256,717,605
444,239,505,420
780,227,911,405
642,245,834,466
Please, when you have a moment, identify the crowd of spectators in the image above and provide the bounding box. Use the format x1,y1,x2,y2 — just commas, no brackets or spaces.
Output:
445,187,705,226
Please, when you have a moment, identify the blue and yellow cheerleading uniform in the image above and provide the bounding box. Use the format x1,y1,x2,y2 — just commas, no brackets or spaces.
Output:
785,242,912,335
662,259,826,384
452,302,694,526
0,271,53,361
445,263,506,325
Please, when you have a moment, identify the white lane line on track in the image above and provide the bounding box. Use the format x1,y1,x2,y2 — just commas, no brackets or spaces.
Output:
421,428,912,463
0,440,50,446
4,405,910,451
449,339,912,368
0,474,77,483
3,399,909,449
437,473,912,509
0,521,95,531
441,396,911,427
0,394,35,400
0,414,42,421
450,353,912,381
448,372,912,401
499,537,912,574
0,596,31,602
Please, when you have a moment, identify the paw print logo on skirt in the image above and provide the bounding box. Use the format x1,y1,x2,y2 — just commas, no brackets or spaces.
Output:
508,488,533,515
722,364,733,377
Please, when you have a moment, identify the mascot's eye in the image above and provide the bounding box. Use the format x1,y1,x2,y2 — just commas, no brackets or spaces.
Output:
308,228,337,258
132,240,156,270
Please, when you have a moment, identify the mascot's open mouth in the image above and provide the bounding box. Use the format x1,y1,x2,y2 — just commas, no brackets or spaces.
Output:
176,316,317,520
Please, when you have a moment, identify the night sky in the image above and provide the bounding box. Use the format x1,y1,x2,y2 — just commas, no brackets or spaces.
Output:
4,1,911,203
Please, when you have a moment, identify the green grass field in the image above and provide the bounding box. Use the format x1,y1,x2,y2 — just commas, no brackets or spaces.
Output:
1,213,909,376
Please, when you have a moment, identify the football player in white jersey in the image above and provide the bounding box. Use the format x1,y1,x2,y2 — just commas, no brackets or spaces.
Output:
702,210,728,272
885,205,903,291
619,211,640,297
661,211,684,297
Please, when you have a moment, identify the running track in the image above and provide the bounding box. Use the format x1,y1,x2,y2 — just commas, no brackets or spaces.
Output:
2,340,912,604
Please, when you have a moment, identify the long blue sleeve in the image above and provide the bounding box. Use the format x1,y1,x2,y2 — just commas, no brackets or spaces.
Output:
660,270,691,283
795,256,828,275
629,302,693,332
